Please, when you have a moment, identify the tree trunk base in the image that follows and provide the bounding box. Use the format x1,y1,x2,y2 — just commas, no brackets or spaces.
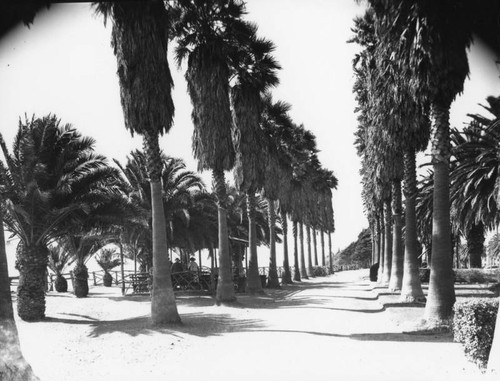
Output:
400,293,426,303
215,297,237,306
281,270,293,284
388,285,401,293
267,280,281,289
0,320,40,381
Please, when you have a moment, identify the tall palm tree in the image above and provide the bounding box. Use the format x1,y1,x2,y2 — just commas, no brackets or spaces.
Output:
94,1,180,324
370,0,474,324
313,228,319,266
299,221,308,279
0,115,119,321
172,0,253,303
232,28,280,293
261,95,295,284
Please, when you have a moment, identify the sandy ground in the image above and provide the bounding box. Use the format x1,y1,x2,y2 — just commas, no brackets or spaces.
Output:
12,270,496,381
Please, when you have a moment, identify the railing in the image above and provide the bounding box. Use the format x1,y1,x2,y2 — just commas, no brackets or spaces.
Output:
9,264,340,294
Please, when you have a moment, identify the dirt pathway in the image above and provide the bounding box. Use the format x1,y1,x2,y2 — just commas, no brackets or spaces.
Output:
16,270,485,381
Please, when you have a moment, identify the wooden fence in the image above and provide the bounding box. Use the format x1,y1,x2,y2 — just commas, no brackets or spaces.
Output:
9,264,344,294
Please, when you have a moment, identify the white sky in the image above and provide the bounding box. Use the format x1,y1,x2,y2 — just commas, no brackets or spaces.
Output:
1,1,499,274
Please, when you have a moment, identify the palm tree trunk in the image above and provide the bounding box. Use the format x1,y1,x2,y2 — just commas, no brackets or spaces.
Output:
424,101,456,324
321,229,325,266
381,198,393,286
0,202,40,380
246,192,263,294
16,243,48,321
389,180,404,292
313,228,318,266
212,168,237,303
377,208,385,282
466,222,484,268
54,273,67,293
299,222,308,279
143,133,181,324
400,149,425,302
280,209,293,284
73,260,89,298
292,220,301,282
376,216,381,264
328,231,333,273
267,199,280,288
306,225,314,277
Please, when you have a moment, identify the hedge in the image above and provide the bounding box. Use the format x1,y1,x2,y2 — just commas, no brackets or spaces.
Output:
453,298,499,369
312,266,332,277
418,268,500,284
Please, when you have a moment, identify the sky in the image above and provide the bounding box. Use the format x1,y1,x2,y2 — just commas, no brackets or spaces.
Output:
1,1,500,272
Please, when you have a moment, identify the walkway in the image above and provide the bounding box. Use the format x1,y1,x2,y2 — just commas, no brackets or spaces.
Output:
16,270,485,381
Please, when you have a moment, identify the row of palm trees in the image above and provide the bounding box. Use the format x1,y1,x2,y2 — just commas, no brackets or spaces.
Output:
0,1,337,328
351,0,500,327
91,0,337,324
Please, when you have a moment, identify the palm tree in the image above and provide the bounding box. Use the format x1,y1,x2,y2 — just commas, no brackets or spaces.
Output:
232,29,280,293
96,248,121,287
172,0,253,303
225,185,276,277
313,228,319,267
48,245,75,292
370,0,474,324
292,219,301,282
0,115,119,320
261,95,295,284
449,97,500,268
94,1,180,324
116,150,207,255
0,193,39,380
299,221,308,279
62,235,109,297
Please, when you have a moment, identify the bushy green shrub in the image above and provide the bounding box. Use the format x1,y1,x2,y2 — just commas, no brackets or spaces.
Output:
312,266,330,277
453,298,498,369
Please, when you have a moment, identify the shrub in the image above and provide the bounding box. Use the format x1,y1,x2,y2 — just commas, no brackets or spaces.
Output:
455,269,485,283
312,266,330,277
419,268,430,283
455,269,500,284
453,298,498,370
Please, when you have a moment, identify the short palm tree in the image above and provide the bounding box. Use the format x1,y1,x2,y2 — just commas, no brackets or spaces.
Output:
94,1,180,325
96,248,122,287
172,0,253,303
62,235,110,298
116,150,206,255
0,115,119,321
47,245,75,293
450,97,500,268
